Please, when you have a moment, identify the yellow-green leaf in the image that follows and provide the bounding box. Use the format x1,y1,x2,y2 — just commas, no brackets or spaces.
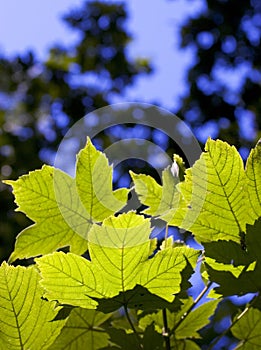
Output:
36,212,199,306
0,262,65,350
76,137,129,221
171,139,255,243
246,139,261,219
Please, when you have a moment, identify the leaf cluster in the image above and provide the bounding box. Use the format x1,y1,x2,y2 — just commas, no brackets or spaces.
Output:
1,138,261,349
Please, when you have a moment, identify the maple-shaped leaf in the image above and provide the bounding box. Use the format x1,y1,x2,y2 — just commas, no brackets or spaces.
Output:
170,139,255,243
76,137,129,221
246,139,261,219
130,165,186,222
49,308,112,350
0,262,65,350
139,298,219,340
36,212,199,308
4,138,128,261
204,218,261,297
231,307,261,349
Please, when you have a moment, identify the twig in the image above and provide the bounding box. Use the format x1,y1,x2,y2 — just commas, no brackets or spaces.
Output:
162,308,171,350
164,223,169,242
162,224,171,349
172,282,213,333
124,304,143,349
208,293,260,350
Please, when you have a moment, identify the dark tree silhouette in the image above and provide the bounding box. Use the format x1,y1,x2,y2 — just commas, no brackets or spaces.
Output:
176,0,261,152
0,1,151,261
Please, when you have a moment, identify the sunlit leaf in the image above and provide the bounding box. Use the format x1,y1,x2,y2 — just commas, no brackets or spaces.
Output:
139,246,199,302
37,212,199,307
76,137,129,221
5,138,129,261
246,139,261,219
88,212,151,295
36,252,104,308
130,166,185,221
170,139,255,243
139,298,219,339
173,299,219,339
0,262,65,350
5,166,89,261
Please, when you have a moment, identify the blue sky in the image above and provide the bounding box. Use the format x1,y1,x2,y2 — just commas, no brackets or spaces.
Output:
0,0,203,110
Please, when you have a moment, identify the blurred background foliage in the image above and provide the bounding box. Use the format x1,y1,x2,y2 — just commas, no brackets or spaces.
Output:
0,1,261,347
0,1,152,261
177,0,261,155
1,0,261,263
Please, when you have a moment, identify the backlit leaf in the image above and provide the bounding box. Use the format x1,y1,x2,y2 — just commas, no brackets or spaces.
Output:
0,262,65,350
49,308,112,350
130,166,185,221
170,139,255,243
139,298,219,339
76,137,128,221
37,212,199,307
5,138,129,261
246,139,261,218
231,307,261,349
204,218,261,296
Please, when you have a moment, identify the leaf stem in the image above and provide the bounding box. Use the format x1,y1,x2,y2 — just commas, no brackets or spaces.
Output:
207,293,260,350
162,224,171,349
123,304,143,349
172,282,213,333
164,223,169,242
162,308,171,350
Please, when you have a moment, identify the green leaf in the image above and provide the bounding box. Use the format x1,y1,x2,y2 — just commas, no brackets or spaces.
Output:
76,137,129,221
49,308,112,350
5,166,89,261
171,339,201,350
246,139,261,219
139,298,219,339
130,167,185,221
231,307,261,349
170,139,255,243
36,252,104,308
173,299,219,339
104,328,141,350
142,323,164,350
139,246,199,302
95,285,182,313
37,212,199,307
5,138,129,261
88,212,151,295
0,262,65,350
204,218,261,296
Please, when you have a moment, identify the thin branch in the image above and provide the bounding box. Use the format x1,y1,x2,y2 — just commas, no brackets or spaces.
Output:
172,282,213,333
162,308,171,350
208,293,260,350
123,304,143,349
164,223,169,242
162,224,171,349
